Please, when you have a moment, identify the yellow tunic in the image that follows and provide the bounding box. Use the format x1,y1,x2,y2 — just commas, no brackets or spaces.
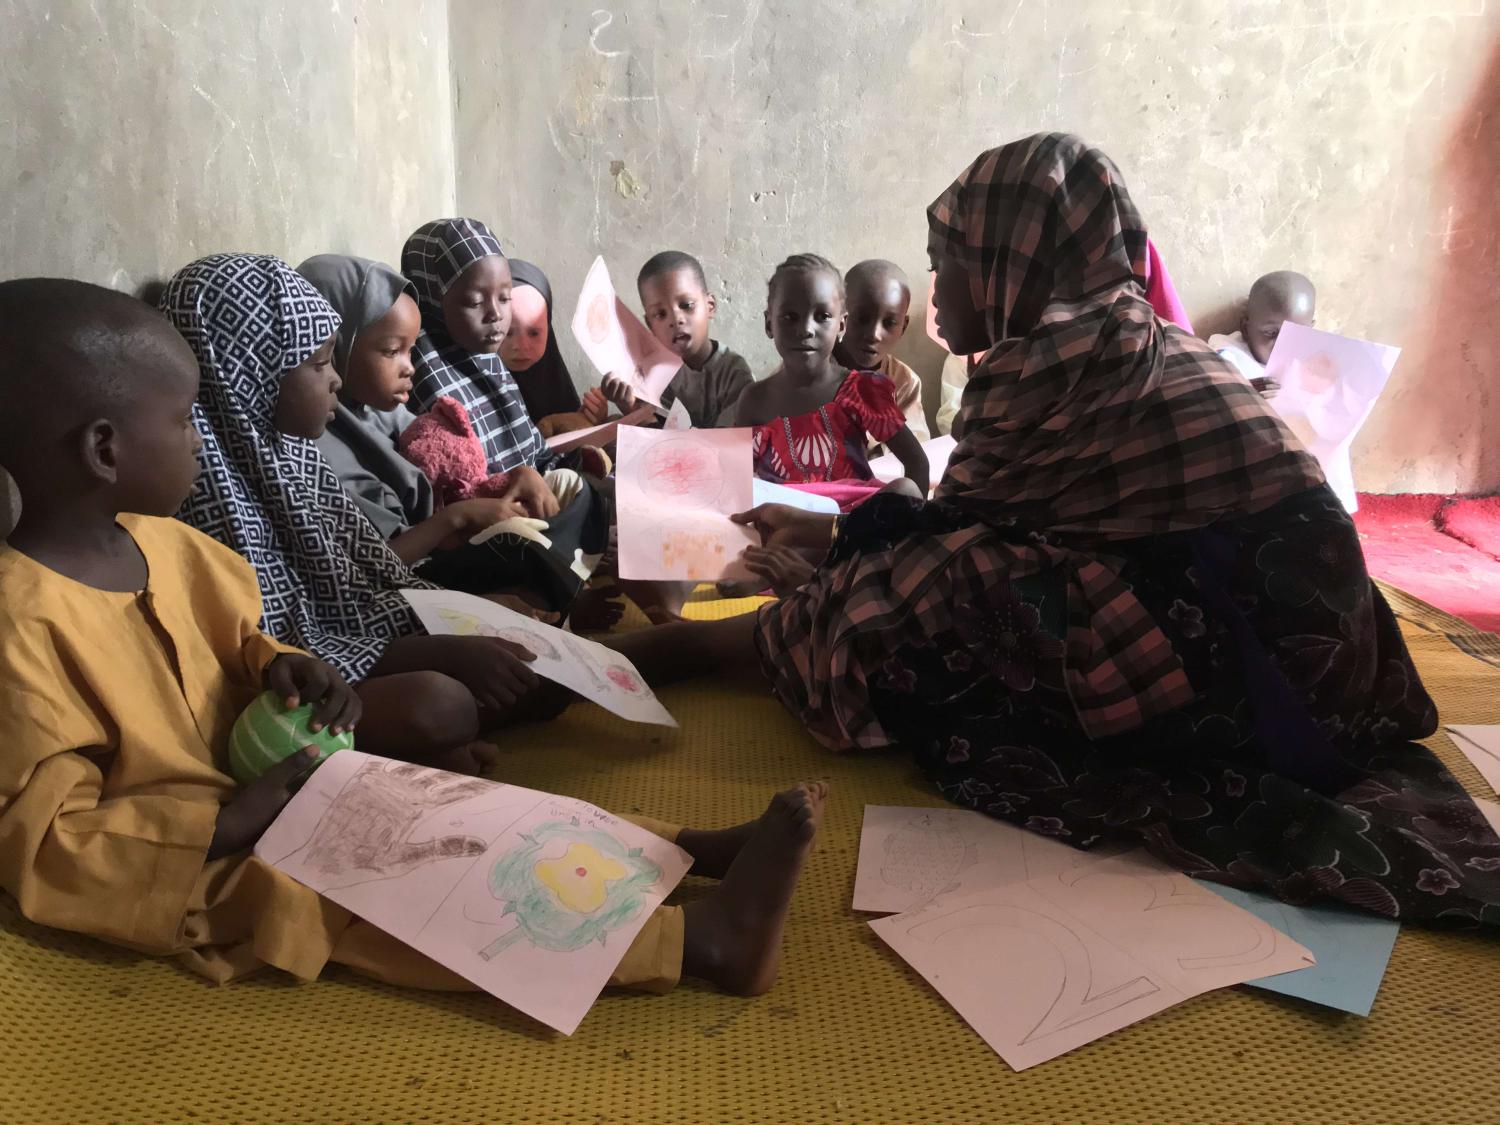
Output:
0,515,681,990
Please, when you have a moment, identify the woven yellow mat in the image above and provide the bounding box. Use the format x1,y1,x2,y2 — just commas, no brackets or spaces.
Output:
2,589,1497,1124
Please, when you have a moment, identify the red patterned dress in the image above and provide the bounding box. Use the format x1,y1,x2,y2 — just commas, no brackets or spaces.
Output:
751,369,905,485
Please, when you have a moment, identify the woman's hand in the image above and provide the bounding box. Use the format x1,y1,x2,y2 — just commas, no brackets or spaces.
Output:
730,504,837,553
264,654,361,734
600,373,638,414
502,465,562,519
208,746,322,859
739,544,817,597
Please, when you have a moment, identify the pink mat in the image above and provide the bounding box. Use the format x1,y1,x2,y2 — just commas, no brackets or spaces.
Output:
1353,493,1500,633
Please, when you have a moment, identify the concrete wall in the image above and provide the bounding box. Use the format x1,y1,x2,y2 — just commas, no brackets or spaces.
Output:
1,0,457,535
450,0,1500,494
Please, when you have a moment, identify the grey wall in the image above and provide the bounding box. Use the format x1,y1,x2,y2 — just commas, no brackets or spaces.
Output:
1,0,457,535
450,0,1500,494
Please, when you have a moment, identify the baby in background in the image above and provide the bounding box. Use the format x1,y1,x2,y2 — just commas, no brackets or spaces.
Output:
589,250,753,429
833,259,930,444
1208,270,1317,397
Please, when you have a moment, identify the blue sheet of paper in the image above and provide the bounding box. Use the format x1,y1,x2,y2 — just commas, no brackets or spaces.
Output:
1200,882,1399,1016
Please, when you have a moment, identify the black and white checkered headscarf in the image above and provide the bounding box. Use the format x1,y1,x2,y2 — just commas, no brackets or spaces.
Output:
401,218,558,475
162,253,430,681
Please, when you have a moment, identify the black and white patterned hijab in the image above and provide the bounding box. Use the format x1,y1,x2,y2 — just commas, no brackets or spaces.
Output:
161,253,430,681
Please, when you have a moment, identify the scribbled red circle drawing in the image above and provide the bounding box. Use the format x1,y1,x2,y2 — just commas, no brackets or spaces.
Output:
642,437,722,507
605,665,643,693
586,293,612,343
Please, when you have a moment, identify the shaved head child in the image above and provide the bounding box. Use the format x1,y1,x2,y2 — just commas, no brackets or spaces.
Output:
834,260,931,443
1209,270,1317,396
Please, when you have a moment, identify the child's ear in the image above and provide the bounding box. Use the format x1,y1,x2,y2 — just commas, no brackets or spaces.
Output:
706,293,717,318
79,419,119,485
900,313,911,335
764,309,773,339
837,310,849,337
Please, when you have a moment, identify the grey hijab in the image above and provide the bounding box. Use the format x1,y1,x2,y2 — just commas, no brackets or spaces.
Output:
296,253,415,373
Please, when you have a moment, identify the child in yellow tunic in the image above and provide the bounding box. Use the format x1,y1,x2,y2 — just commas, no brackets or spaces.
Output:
0,278,823,997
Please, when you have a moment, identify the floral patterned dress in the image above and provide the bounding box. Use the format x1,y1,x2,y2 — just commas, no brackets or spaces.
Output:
770,487,1500,929
751,369,904,484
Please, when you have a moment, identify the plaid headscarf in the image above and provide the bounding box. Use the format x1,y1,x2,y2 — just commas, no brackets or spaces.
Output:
401,219,556,475
163,253,428,682
931,133,1323,536
759,135,1326,746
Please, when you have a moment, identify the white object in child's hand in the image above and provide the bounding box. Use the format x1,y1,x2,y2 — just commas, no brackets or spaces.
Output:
869,434,958,493
662,398,692,431
1262,323,1400,513
469,516,552,548
255,749,691,1035
614,426,757,583
751,478,842,515
402,589,677,727
570,256,682,408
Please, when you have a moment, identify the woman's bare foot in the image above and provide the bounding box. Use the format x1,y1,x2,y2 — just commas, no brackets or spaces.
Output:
681,782,827,996
568,585,626,633
676,820,757,879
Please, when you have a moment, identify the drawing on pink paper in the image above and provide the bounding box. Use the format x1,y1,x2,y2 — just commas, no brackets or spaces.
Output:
869,857,1314,1070
569,256,682,407
1262,323,1400,512
405,590,677,727
615,426,757,582
852,805,1141,914
257,751,692,1036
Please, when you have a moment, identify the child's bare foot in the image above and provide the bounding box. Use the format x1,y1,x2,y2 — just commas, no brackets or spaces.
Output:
477,680,574,730
681,782,826,996
421,740,502,777
568,586,625,633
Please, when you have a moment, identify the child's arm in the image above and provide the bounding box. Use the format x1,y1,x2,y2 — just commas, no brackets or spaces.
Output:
883,425,931,495
386,498,530,564
725,380,774,427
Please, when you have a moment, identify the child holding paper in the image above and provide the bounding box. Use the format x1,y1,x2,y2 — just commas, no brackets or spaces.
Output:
730,254,929,507
297,253,611,619
1207,270,1317,397
0,276,826,999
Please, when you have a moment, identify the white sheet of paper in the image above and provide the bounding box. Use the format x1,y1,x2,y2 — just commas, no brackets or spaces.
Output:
662,398,693,431
569,256,682,408
870,857,1315,1071
614,426,757,582
402,589,677,727
1446,725,1500,794
869,434,957,493
853,805,1142,914
1262,323,1400,512
256,750,691,1035
543,405,656,453
752,477,842,515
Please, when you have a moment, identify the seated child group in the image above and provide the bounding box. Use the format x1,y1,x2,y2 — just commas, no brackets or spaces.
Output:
0,215,1312,1009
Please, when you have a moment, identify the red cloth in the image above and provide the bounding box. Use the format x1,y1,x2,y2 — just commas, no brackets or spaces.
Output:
752,370,904,484
1143,237,1193,332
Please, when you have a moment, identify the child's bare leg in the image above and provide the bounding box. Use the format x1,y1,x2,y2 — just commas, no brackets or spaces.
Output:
603,613,761,686
680,782,826,996
618,578,694,624
354,671,480,762
879,477,923,499
567,584,626,633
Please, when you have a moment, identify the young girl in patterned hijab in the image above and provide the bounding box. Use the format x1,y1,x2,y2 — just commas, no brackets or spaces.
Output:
164,253,554,767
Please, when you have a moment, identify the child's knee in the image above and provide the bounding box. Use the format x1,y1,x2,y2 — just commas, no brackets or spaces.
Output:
404,671,481,748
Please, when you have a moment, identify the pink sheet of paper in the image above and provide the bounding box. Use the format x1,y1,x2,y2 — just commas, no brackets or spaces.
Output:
868,434,957,492
853,805,1142,914
614,425,757,581
870,856,1315,1071
543,405,657,453
1262,323,1400,512
569,256,682,407
1446,725,1500,793
402,590,677,726
255,750,692,1035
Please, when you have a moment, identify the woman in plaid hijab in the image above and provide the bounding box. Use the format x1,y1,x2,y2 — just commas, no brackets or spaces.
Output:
625,134,1499,927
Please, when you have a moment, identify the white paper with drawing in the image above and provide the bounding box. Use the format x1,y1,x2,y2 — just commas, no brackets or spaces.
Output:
569,256,682,407
402,590,676,727
853,805,1143,913
870,856,1315,1071
1263,323,1399,512
614,425,757,582
256,750,691,1035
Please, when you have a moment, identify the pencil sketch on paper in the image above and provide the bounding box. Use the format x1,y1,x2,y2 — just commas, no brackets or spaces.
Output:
473,818,666,960
263,758,495,891
879,812,979,904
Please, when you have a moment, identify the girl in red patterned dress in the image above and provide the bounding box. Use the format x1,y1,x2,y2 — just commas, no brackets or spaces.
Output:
729,254,928,511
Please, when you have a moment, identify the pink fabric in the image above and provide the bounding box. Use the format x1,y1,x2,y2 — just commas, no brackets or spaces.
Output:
1143,238,1193,333
780,479,886,513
